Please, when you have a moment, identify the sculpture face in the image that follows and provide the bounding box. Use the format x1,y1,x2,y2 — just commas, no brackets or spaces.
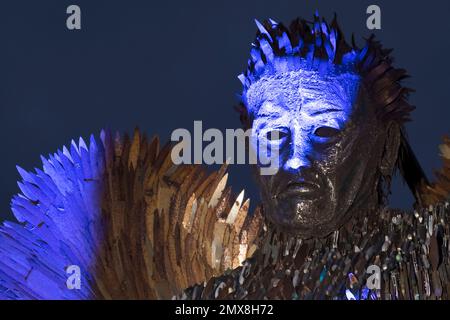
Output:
247,64,387,238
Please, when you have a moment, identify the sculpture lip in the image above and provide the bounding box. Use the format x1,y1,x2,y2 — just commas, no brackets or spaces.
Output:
279,181,321,198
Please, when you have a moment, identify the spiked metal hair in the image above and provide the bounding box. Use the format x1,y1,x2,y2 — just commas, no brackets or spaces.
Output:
236,13,415,126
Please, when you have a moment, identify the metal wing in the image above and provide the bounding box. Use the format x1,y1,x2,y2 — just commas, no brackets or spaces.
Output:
0,129,263,299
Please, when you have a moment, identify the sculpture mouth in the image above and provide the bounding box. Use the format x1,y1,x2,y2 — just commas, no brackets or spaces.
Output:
278,181,321,199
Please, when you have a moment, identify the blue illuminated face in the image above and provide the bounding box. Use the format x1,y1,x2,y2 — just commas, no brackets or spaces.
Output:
249,70,360,170
246,63,387,237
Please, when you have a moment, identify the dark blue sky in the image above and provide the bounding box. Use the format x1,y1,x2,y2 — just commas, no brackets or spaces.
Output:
0,0,449,221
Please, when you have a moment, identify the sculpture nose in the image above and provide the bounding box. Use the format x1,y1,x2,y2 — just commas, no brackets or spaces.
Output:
285,157,309,170
283,128,311,172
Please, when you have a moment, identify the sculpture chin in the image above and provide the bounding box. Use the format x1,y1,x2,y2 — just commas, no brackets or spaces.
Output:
265,192,340,238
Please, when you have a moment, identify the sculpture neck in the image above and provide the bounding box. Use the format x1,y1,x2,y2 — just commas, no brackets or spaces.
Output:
256,206,381,267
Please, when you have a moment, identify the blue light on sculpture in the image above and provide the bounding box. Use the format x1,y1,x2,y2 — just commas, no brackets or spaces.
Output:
246,59,361,172
0,132,110,299
240,16,363,172
238,15,365,97
239,15,377,239
345,287,375,301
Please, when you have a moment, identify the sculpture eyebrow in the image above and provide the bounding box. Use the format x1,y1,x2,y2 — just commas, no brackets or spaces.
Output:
309,107,343,116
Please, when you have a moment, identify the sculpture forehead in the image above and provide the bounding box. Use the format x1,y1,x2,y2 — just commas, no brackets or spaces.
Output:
245,69,361,115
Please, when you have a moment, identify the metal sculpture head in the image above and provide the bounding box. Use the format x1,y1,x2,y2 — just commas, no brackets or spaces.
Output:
237,13,418,238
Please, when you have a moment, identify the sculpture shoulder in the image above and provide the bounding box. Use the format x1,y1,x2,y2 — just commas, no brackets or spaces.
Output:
0,129,263,299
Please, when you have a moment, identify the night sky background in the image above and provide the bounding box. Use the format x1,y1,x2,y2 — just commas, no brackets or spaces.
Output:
0,0,449,221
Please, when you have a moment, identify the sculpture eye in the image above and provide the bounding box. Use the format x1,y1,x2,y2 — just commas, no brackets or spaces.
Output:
314,126,340,138
266,130,289,141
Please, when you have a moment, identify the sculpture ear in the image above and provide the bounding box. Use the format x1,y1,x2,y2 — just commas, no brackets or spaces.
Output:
380,122,401,178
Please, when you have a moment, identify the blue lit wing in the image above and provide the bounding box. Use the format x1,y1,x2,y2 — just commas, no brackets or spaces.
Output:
0,130,261,299
0,135,105,299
